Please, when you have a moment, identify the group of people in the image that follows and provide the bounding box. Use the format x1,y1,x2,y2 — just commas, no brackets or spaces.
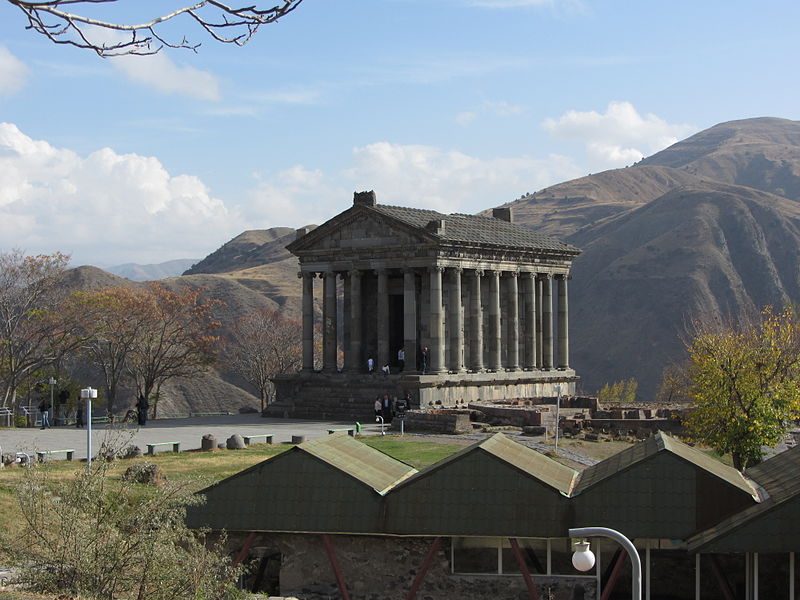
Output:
373,392,411,424
366,346,431,375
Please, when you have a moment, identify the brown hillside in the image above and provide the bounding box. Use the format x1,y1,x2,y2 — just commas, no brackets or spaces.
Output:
489,165,708,238
641,117,800,200
184,227,299,275
568,181,800,400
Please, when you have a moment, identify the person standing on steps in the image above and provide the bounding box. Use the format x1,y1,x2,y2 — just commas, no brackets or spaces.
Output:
397,347,405,372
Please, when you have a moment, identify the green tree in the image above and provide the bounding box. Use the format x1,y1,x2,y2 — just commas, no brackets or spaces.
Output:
684,306,800,470
597,378,638,404
1,456,242,600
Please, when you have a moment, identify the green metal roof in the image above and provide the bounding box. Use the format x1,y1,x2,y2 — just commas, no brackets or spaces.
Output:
574,431,759,500
478,433,580,495
688,445,800,553
298,432,418,494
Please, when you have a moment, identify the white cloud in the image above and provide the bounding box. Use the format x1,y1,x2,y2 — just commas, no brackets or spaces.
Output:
0,123,241,265
455,111,477,126
0,46,28,95
245,142,583,228
543,101,697,169
110,53,220,101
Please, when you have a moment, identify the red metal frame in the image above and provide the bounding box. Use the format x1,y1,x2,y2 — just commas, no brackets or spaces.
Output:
232,532,257,567
509,538,540,600
321,534,352,600
600,547,626,600
405,536,443,600
707,554,736,600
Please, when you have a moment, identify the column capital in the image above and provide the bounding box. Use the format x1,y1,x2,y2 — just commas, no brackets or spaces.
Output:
348,269,362,279
468,268,484,277
429,265,445,274
554,273,573,281
521,271,536,280
298,271,316,279
537,272,552,281
450,266,464,274
507,270,519,278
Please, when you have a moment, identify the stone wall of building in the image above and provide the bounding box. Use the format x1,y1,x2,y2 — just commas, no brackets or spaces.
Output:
227,532,596,600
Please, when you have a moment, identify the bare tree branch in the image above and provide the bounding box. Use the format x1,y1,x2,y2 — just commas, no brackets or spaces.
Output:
7,0,304,56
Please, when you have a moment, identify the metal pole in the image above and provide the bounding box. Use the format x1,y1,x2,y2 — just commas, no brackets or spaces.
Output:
87,394,92,468
569,527,641,600
554,384,562,450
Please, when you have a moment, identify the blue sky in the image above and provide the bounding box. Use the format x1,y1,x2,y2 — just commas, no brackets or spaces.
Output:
1,0,799,266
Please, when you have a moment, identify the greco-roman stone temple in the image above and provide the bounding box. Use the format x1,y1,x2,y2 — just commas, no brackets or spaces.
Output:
269,191,581,419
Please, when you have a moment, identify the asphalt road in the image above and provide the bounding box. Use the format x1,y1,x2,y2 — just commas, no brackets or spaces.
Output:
0,413,377,461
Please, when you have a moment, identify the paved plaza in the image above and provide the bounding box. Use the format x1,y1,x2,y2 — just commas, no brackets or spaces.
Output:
0,414,378,461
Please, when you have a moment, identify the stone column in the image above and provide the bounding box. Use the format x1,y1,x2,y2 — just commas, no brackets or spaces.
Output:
377,269,390,368
488,270,502,371
448,267,464,372
522,272,536,370
469,269,484,372
429,266,445,374
505,271,520,371
347,269,362,372
403,269,418,373
536,275,543,368
322,271,338,373
557,274,570,369
541,274,553,369
301,271,315,372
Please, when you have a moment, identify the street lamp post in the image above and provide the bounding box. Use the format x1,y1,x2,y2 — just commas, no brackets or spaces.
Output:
554,384,563,449
570,526,641,600
80,387,97,468
48,377,56,425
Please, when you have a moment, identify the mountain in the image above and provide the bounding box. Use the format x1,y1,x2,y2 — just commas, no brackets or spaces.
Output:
106,258,199,281
500,116,800,400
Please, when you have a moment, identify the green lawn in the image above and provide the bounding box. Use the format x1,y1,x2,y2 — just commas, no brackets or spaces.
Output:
0,434,464,552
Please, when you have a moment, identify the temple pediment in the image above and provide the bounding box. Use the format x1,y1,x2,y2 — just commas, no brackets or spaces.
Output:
288,206,431,254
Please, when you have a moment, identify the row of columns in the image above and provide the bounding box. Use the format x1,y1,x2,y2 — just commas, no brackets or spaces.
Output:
300,266,570,375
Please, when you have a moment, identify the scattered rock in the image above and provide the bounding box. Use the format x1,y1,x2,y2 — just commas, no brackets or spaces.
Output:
122,445,143,459
226,434,246,450
201,434,217,451
522,425,546,436
218,442,226,449
122,464,167,485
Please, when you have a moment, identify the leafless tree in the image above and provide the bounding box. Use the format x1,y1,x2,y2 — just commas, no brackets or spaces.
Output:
7,0,304,57
0,250,74,411
222,308,302,413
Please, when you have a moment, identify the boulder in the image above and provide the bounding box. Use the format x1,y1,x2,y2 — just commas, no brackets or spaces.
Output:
122,445,143,459
226,434,246,450
201,434,217,451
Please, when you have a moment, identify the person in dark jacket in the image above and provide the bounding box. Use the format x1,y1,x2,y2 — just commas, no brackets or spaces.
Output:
136,394,149,426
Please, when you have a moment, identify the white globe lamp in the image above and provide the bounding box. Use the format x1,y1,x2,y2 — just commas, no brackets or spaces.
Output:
571,540,595,572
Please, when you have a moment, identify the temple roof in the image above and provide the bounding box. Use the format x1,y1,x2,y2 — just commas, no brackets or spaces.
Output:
372,204,580,255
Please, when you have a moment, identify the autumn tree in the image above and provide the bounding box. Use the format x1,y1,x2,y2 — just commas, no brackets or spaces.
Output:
123,285,221,418
6,0,304,57
0,250,75,411
66,286,149,415
597,378,638,404
222,308,302,413
684,306,800,470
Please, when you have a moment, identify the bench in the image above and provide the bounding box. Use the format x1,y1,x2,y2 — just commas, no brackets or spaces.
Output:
242,434,273,446
190,411,233,417
146,442,181,455
36,449,74,462
328,428,356,437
